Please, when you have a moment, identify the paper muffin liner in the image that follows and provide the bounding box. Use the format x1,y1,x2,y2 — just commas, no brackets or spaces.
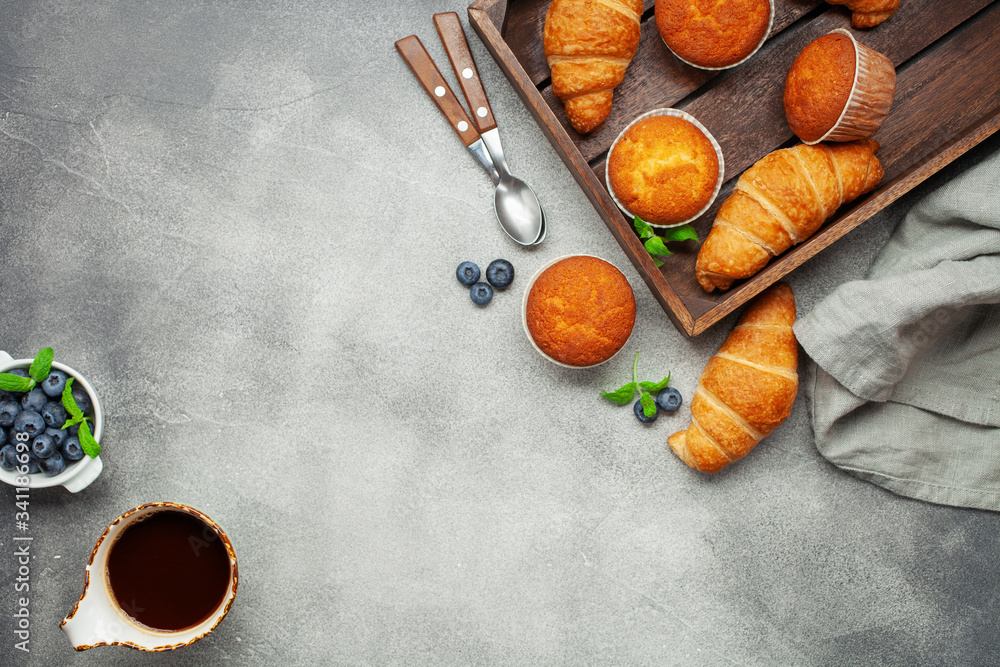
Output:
522,255,634,369
658,0,774,71
605,108,725,229
808,28,897,145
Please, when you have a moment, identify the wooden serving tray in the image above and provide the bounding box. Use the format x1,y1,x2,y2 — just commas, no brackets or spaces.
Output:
468,0,1000,336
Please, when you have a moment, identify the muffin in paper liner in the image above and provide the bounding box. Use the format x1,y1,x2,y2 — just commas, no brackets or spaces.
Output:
522,255,635,369
655,0,774,71
803,28,896,144
605,108,725,229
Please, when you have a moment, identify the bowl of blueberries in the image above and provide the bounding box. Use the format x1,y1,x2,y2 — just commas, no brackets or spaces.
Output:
0,350,104,492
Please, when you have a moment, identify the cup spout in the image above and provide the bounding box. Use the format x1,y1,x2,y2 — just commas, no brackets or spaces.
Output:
61,589,130,650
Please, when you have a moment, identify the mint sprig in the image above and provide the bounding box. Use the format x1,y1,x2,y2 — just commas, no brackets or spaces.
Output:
61,374,100,459
633,216,699,267
601,352,671,418
0,347,57,393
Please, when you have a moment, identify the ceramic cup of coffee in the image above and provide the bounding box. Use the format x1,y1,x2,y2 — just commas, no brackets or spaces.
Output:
61,502,238,651
0,350,104,492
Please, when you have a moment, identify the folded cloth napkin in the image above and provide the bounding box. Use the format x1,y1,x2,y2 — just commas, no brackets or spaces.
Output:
793,144,1000,511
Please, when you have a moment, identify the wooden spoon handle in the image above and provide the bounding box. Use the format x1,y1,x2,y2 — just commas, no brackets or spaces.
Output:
433,12,498,134
395,35,479,147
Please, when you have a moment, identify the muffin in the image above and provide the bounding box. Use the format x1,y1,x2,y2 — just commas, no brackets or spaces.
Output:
524,256,636,368
655,0,773,69
784,29,896,144
607,110,722,227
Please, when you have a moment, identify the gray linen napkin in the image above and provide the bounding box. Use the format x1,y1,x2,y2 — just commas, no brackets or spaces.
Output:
793,147,1000,511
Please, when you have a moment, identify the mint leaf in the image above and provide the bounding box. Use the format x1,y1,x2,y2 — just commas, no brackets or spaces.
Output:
29,347,54,383
632,215,655,240
644,236,674,258
0,373,34,393
62,377,85,422
639,374,671,393
601,382,637,404
660,224,699,244
78,420,101,459
639,391,657,418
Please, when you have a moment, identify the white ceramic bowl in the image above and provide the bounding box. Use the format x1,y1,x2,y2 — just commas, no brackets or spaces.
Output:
606,108,725,229
0,351,104,492
522,254,635,369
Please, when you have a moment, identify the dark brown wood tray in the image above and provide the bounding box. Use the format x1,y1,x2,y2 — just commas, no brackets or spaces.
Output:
468,0,1000,336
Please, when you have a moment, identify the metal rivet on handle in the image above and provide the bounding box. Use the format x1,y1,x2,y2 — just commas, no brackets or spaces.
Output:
477,107,487,118
434,86,445,97
462,68,473,79
457,121,468,132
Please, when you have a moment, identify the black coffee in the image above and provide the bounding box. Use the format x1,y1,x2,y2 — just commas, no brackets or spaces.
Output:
106,510,231,631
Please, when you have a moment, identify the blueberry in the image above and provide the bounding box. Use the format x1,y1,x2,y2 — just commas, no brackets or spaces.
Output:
31,434,56,459
470,282,493,306
45,427,68,448
0,427,5,447
71,387,93,415
0,401,18,428
456,261,481,286
13,410,46,438
7,368,29,379
634,399,658,423
21,388,47,412
38,452,66,477
655,387,683,413
42,369,68,398
485,259,514,289
24,453,40,474
40,401,67,429
62,436,84,462
0,444,16,471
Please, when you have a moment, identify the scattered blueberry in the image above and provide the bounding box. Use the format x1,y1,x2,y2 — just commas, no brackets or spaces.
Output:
22,388,48,412
456,261,481,286
13,410,46,439
40,401,67,429
470,282,494,306
62,437,84,462
0,444,16,471
486,259,514,289
71,387,93,415
45,427,68,448
38,452,66,477
634,399,658,423
0,401,17,428
31,434,56,459
42,369,68,398
655,387,683,413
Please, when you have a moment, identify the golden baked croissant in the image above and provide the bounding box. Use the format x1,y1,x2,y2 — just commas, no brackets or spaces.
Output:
827,0,899,28
543,0,643,134
668,283,798,474
696,139,883,292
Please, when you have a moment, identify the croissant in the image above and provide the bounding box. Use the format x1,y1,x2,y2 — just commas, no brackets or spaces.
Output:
543,0,643,134
696,139,883,292
668,283,798,474
827,0,899,28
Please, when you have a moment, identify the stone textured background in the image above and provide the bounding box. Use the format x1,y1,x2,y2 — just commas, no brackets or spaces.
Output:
1,1,998,664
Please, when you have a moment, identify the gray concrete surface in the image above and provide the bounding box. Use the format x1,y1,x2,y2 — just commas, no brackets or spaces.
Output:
1,1,998,665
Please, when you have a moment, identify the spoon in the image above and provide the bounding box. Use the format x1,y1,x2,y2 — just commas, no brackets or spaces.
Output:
434,12,545,245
